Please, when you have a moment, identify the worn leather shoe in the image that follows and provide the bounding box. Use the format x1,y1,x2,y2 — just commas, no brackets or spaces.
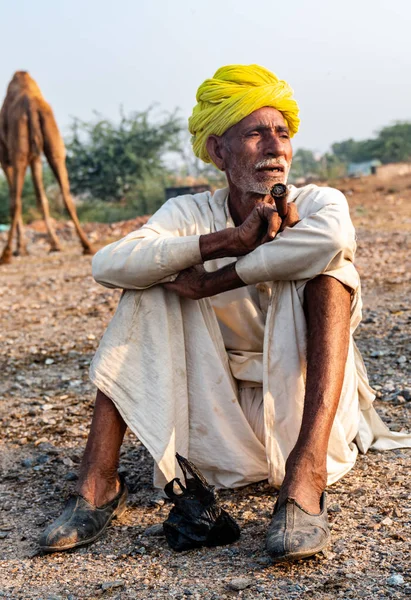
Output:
39,479,128,552
266,492,330,562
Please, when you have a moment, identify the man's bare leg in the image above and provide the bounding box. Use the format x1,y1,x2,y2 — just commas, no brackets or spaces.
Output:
277,275,351,513
76,389,127,506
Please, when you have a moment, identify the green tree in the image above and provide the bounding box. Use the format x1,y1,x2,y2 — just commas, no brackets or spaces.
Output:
290,148,320,179
331,138,379,163
331,121,411,165
376,122,411,163
66,109,182,203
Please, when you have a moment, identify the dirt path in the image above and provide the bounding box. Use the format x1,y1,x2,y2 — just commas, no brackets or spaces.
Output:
0,182,410,599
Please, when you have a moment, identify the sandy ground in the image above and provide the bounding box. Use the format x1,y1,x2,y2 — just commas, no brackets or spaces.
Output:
0,176,410,599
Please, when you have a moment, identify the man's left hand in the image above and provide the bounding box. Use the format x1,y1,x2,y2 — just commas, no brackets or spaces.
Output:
163,265,208,300
163,262,245,300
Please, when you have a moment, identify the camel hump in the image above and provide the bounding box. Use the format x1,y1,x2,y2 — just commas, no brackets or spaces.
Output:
8,71,45,101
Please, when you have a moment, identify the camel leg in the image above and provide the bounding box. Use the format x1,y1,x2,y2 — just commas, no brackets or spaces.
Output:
0,163,26,257
1,164,27,256
0,160,27,264
46,155,94,255
30,157,62,252
16,213,28,256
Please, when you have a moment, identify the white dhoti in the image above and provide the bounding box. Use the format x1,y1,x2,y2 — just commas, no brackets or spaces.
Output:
89,185,411,490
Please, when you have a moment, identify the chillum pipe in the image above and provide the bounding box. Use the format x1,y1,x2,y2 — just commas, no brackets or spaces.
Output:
270,183,288,219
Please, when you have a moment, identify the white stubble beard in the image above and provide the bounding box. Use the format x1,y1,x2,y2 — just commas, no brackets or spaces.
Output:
230,158,292,195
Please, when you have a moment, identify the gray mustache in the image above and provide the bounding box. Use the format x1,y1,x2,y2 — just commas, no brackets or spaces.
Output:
254,159,289,170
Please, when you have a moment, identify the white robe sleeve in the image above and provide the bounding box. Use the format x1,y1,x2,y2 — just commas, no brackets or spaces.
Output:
92,195,203,290
235,188,358,287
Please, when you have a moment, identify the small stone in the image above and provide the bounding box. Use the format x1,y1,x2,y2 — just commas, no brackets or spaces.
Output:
228,577,253,591
69,379,82,387
0,532,9,539
65,471,78,481
34,437,49,446
370,350,387,358
387,574,404,586
101,580,125,591
403,389,411,401
397,355,407,364
45,358,54,365
38,442,58,454
255,556,271,566
150,494,165,507
381,517,393,526
329,503,342,513
21,458,35,468
144,523,164,537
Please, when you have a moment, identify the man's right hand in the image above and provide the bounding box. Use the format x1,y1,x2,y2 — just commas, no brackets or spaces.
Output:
234,203,282,255
199,202,300,262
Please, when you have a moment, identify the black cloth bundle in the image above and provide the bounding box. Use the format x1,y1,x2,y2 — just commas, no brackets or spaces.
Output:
163,454,241,552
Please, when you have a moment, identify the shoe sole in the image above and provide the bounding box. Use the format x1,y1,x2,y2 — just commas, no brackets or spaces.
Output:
40,498,127,552
268,535,330,563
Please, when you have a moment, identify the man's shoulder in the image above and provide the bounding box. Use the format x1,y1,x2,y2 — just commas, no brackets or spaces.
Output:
155,188,228,222
165,187,227,210
290,184,348,210
145,188,228,232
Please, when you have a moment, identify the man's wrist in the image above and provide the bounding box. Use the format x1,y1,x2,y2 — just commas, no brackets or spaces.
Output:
200,262,245,298
199,228,239,262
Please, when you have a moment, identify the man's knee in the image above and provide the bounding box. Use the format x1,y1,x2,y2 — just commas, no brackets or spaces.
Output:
304,275,351,323
305,275,351,304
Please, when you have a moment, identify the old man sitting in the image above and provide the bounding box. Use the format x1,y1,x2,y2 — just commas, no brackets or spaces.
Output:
40,64,409,561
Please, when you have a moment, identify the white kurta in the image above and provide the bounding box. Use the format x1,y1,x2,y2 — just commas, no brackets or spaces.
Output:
89,185,411,489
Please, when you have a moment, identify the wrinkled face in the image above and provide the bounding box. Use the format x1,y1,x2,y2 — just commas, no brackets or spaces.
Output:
221,107,293,194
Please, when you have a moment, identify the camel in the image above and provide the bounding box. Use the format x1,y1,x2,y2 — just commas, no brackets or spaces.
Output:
0,71,94,264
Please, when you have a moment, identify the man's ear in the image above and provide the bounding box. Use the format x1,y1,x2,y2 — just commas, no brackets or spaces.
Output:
206,135,226,171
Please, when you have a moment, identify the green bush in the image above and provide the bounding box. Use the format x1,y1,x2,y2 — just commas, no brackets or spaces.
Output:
66,109,182,205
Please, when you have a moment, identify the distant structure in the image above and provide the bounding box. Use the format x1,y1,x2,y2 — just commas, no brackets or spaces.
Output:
165,184,211,201
0,71,94,264
347,159,381,177
348,159,411,179
376,162,411,180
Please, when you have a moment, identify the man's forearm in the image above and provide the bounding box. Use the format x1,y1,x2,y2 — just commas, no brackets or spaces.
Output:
201,262,245,297
199,229,239,261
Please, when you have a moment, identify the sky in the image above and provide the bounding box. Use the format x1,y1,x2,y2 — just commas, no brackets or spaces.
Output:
1,0,410,154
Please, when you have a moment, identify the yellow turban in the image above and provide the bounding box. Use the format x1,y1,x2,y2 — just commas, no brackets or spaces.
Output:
189,64,300,165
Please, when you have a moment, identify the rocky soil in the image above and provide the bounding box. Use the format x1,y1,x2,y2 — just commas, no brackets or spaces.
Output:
0,176,410,599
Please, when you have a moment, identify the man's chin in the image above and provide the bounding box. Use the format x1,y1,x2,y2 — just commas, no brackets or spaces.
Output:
253,174,288,192
248,180,287,195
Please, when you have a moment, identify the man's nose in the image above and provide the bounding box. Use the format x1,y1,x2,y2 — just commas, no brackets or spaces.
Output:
263,133,284,157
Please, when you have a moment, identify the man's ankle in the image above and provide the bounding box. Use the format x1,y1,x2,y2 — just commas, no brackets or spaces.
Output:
278,456,327,513
76,469,121,507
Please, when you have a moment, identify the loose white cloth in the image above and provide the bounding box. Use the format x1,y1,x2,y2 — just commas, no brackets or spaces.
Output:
90,185,411,489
